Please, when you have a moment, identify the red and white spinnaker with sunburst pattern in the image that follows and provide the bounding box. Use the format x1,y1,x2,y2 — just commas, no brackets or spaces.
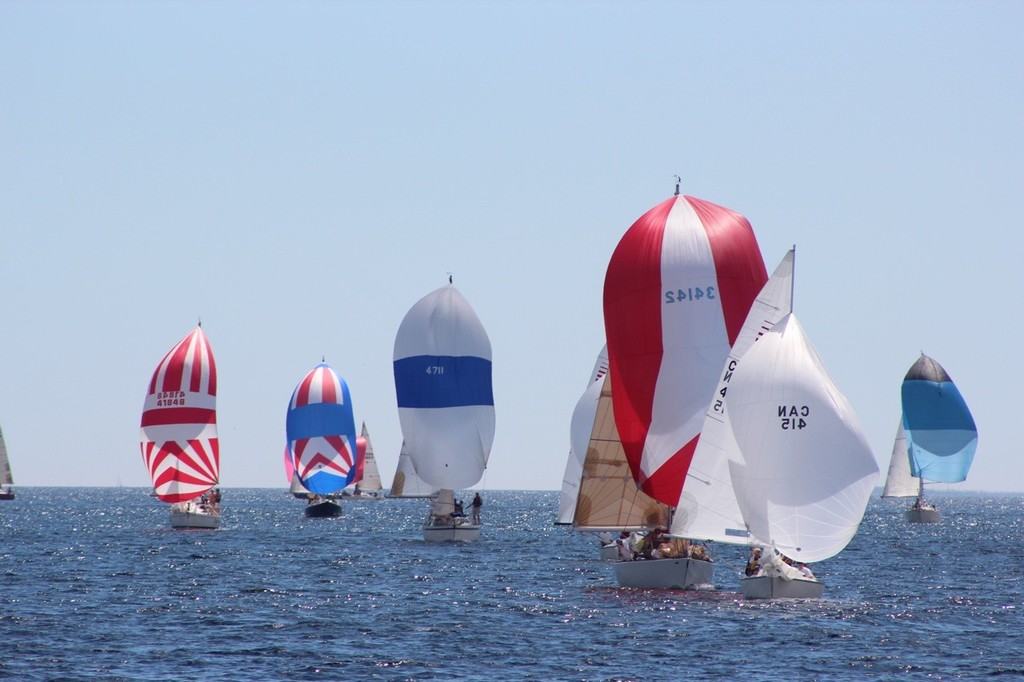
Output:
603,193,768,508
140,326,219,503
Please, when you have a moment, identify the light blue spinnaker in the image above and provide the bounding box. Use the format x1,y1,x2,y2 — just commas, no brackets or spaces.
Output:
901,354,977,484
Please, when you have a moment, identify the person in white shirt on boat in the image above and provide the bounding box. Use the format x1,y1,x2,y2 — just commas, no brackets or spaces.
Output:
745,548,763,576
794,561,816,580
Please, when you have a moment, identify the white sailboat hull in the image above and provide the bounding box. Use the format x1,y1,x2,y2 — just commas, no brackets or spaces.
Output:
613,557,714,590
907,507,941,523
741,575,824,599
422,521,481,543
170,506,221,529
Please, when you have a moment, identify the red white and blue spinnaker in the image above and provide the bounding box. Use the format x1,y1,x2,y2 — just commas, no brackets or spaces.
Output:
286,362,358,496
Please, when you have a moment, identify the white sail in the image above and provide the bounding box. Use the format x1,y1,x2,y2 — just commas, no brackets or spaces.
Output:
388,440,439,498
557,345,609,524
393,283,494,490
881,419,919,498
0,425,13,489
290,472,311,497
725,313,879,564
358,423,383,492
671,249,795,544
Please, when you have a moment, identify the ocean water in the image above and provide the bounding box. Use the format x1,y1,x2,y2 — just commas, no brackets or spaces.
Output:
1,489,1022,681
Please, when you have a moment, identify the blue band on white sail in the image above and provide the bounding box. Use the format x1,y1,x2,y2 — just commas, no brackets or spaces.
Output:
286,403,351,440
394,356,494,408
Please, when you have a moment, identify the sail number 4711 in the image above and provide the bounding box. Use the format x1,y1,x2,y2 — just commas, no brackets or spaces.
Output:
425,366,445,375
665,286,716,303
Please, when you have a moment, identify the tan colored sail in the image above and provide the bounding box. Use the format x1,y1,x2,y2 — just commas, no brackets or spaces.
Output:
573,375,669,531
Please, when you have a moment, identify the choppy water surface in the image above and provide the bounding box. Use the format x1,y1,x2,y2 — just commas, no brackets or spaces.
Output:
1,489,1022,680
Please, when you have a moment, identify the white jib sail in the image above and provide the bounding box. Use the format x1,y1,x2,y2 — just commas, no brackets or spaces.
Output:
557,346,609,524
725,313,879,563
671,249,794,544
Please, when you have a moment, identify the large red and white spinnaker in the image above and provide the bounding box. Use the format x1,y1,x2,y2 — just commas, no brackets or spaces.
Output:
603,189,768,508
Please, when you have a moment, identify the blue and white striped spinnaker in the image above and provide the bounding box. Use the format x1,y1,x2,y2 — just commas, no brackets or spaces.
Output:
901,354,977,484
393,283,494,491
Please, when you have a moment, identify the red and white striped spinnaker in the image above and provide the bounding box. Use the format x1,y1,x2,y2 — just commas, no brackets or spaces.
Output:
603,191,767,507
140,326,219,503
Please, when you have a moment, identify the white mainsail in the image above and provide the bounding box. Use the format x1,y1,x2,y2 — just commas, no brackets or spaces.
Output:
671,249,795,544
881,419,919,498
557,346,609,525
357,423,383,492
0,425,13,490
725,314,879,563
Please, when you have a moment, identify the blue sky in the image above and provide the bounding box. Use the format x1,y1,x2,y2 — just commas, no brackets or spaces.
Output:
1,1,1021,492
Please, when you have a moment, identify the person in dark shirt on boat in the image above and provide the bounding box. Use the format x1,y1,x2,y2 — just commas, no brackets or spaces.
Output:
641,527,667,558
745,547,763,576
453,500,465,517
471,493,483,524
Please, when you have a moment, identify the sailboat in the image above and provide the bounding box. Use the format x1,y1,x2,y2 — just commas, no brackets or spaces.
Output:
342,423,384,499
386,439,439,498
286,362,359,518
602,185,768,588
726,312,879,599
883,354,977,523
140,325,222,529
0,424,14,500
393,278,495,542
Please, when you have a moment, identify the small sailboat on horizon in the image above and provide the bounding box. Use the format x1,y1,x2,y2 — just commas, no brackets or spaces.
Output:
882,354,977,523
0,424,15,500
342,423,384,500
140,325,222,529
393,278,495,542
286,361,360,518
